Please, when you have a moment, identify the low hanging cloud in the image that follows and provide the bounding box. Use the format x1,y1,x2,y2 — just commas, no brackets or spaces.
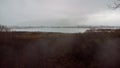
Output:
0,0,120,27
86,10,120,26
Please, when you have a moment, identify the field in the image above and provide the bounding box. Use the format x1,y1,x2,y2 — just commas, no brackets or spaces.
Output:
1,29,120,68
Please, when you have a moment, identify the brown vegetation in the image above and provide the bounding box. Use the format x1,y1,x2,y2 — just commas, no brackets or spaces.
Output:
0,29,120,68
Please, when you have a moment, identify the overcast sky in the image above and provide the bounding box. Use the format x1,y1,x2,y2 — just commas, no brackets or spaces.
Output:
0,0,120,26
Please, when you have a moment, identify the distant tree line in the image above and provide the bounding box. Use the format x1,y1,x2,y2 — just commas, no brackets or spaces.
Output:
0,24,10,32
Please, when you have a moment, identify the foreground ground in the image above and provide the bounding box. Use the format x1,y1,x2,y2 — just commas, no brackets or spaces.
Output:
1,29,120,68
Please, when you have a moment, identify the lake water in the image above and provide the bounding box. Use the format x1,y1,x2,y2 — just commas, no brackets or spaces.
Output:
12,28,89,33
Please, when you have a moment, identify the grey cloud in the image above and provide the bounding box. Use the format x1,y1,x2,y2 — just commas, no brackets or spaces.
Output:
0,0,119,27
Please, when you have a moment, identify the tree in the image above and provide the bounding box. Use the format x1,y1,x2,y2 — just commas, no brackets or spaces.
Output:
0,25,10,32
109,0,120,9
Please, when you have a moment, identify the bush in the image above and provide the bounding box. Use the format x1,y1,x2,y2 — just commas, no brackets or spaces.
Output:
0,25,10,32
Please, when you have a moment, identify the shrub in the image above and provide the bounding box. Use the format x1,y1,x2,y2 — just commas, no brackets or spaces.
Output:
0,25,10,32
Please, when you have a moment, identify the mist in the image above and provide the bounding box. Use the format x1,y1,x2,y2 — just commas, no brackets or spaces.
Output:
1,0,120,26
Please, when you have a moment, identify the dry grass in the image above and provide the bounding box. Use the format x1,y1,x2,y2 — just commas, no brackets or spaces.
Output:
0,29,120,68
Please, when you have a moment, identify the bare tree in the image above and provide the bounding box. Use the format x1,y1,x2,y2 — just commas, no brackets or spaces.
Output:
109,0,120,9
0,25,10,32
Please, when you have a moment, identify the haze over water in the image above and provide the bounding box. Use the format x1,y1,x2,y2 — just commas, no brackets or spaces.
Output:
12,28,88,33
1,0,120,33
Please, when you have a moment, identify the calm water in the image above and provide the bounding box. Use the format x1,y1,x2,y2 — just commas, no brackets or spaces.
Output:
12,28,89,33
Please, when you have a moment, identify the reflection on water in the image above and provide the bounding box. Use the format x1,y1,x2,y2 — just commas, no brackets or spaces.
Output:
12,28,89,33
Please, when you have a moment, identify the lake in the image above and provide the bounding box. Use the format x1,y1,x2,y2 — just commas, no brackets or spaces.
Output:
11,28,89,33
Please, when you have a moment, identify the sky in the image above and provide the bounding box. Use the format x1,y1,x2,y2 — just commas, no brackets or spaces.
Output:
0,0,120,26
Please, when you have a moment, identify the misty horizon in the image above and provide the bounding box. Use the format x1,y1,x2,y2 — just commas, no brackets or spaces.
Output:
1,0,120,32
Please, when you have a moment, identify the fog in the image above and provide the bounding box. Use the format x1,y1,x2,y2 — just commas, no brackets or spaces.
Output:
0,0,120,28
